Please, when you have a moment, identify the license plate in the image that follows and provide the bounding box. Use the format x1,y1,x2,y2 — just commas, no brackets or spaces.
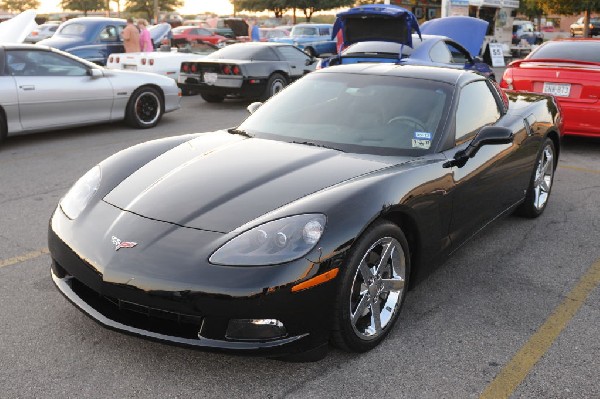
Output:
123,64,137,70
203,72,218,85
543,82,570,97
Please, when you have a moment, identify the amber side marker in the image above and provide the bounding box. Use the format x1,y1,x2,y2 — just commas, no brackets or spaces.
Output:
292,268,339,292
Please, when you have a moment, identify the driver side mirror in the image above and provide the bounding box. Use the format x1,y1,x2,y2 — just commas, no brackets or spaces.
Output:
89,68,103,78
247,102,263,114
443,126,513,168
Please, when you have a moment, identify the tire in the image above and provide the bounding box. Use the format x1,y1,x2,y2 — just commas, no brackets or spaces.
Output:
200,93,225,103
331,220,411,352
181,87,198,96
0,111,7,146
304,47,316,57
515,137,556,218
260,73,287,101
125,86,164,129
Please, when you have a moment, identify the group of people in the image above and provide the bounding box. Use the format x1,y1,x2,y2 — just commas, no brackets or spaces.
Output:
121,17,154,53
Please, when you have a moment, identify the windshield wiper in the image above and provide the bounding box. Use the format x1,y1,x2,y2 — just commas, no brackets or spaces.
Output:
291,140,345,153
227,127,253,138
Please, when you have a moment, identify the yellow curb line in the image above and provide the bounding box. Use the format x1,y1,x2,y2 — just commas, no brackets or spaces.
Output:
560,164,600,174
0,248,49,269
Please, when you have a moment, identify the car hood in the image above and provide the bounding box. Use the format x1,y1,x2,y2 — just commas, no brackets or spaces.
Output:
420,16,488,57
0,10,37,43
149,22,171,44
332,4,421,48
103,132,397,233
37,35,82,50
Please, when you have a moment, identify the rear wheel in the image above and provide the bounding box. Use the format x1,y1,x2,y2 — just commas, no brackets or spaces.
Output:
304,47,316,57
516,137,555,218
0,111,6,146
260,73,287,101
331,220,410,352
200,93,225,103
125,86,164,129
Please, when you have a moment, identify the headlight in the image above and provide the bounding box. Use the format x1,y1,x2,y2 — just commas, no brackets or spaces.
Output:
60,165,101,220
210,214,326,266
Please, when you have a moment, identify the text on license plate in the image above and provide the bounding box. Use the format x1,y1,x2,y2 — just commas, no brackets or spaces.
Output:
123,64,137,70
543,82,570,97
203,72,218,85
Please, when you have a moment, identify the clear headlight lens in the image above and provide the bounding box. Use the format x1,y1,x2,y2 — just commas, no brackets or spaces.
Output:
60,165,101,220
210,214,326,266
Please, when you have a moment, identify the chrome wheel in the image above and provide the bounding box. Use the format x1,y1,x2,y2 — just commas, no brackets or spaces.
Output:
349,237,406,341
135,91,161,125
533,144,554,211
271,79,285,96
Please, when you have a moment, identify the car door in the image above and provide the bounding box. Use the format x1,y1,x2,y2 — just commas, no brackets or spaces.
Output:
6,49,114,131
98,24,125,61
275,45,314,79
444,80,531,250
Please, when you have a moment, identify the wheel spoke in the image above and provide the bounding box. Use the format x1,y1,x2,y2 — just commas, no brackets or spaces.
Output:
540,179,550,192
381,278,404,292
359,260,373,282
371,298,382,334
351,293,370,325
375,241,393,275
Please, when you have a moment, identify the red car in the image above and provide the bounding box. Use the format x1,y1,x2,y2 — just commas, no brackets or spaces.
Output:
171,26,227,46
500,39,600,138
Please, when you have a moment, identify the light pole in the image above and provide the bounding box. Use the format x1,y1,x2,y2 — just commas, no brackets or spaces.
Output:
154,0,159,24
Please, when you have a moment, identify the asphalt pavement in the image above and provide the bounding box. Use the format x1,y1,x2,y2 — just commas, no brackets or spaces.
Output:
0,95,599,398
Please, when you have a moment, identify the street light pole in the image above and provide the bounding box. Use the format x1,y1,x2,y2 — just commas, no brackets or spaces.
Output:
154,0,159,24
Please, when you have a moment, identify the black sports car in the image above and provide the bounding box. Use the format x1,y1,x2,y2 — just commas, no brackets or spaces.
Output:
49,64,562,360
178,42,317,103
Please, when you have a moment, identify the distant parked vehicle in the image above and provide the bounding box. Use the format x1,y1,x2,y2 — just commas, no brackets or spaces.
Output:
271,23,336,57
259,27,288,42
512,20,543,45
171,26,227,46
24,22,59,43
38,17,126,65
570,16,600,37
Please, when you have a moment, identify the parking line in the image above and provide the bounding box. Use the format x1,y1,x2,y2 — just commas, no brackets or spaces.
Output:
560,164,600,175
0,248,49,269
480,258,600,399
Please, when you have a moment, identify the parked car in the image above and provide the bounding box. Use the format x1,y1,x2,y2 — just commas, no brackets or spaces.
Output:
271,23,336,57
512,20,543,45
49,64,561,360
170,26,227,46
38,17,126,65
0,43,181,145
24,22,59,43
178,42,317,102
570,16,600,37
183,19,235,38
259,27,288,42
500,38,600,138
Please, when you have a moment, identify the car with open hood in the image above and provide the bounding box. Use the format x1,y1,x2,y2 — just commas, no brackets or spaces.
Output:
49,63,562,360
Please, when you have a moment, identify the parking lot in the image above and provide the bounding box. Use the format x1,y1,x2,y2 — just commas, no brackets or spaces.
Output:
1,95,599,398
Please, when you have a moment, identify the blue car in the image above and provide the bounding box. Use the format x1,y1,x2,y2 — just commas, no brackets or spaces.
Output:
320,5,494,80
270,23,336,57
39,18,127,66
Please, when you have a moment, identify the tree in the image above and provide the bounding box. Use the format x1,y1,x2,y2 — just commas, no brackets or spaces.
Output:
525,0,600,37
291,0,354,22
61,0,104,16
236,0,355,20
236,0,288,18
0,0,40,12
124,0,183,21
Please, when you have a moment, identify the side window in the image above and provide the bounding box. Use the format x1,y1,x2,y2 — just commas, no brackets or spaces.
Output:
318,28,330,36
455,81,501,144
198,29,211,36
99,25,118,41
6,50,88,77
254,48,279,61
446,42,469,64
278,46,310,62
429,41,452,64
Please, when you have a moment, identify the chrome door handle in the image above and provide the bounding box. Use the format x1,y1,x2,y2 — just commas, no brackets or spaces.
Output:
19,85,35,91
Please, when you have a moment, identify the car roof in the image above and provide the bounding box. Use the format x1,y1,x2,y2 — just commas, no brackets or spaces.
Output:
316,63,480,86
293,23,332,27
228,41,291,47
64,17,126,24
0,43,52,50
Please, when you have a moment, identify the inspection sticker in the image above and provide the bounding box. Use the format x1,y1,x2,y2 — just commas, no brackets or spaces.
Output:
412,132,432,149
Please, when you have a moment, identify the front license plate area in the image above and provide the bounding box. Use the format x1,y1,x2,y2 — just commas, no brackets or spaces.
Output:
203,72,218,85
543,82,571,97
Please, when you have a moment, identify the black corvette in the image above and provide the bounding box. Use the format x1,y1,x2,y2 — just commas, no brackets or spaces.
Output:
177,42,317,103
49,64,562,360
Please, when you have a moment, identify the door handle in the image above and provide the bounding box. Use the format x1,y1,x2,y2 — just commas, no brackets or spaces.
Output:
19,85,35,91
291,65,297,68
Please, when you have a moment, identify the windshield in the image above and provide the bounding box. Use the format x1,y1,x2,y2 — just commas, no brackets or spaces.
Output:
344,41,419,57
291,26,318,36
530,41,600,63
239,72,452,156
57,23,87,37
206,44,276,60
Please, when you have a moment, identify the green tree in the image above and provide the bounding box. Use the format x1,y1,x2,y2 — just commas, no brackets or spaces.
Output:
236,0,288,18
125,0,183,21
524,0,600,37
291,0,354,22
61,0,104,16
0,0,40,12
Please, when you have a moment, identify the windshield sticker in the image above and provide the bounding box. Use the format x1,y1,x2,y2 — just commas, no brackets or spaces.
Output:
412,139,431,149
414,131,432,140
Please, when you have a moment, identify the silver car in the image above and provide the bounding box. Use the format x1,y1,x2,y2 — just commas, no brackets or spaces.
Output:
0,44,181,145
24,22,59,43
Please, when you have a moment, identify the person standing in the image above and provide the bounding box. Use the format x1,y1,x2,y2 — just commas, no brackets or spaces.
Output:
138,19,153,52
248,18,260,42
121,17,140,53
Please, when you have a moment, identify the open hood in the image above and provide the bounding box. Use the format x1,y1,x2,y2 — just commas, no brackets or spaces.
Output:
332,4,421,49
420,16,488,57
0,10,37,43
149,23,171,45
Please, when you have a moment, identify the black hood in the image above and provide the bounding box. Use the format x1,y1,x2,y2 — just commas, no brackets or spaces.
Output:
103,132,394,233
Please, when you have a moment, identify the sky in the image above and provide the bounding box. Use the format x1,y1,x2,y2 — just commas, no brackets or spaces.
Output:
37,0,234,15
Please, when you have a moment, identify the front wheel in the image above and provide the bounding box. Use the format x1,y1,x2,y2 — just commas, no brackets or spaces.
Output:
515,137,556,218
0,111,7,146
331,220,410,352
125,86,164,129
260,73,287,101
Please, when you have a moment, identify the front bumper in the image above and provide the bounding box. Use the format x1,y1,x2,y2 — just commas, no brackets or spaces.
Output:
48,203,339,356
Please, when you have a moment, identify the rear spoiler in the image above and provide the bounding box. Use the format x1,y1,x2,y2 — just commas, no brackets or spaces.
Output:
510,58,600,69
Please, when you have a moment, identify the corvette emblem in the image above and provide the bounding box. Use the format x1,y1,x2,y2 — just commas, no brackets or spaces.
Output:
111,236,137,251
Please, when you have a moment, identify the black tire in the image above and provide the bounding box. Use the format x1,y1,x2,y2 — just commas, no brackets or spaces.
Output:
0,111,7,146
331,220,411,353
181,87,198,96
515,137,556,218
304,47,316,57
200,93,225,103
125,86,164,129
260,73,287,102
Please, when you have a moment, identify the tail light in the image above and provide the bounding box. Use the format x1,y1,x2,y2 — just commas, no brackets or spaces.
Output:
109,57,113,63
500,67,514,90
116,57,120,63
141,58,147,65
222,65,231,75
232,65,240,75
182,63,189,73
149,59,154,66
191,64,198,73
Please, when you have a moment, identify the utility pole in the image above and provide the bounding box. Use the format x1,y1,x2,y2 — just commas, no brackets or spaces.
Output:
154,0,159,24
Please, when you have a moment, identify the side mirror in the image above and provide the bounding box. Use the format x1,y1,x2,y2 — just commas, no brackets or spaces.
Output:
89,68,103,78
305,57,316,66
473,56,483,63
444,126,513,168
247,102,263,114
